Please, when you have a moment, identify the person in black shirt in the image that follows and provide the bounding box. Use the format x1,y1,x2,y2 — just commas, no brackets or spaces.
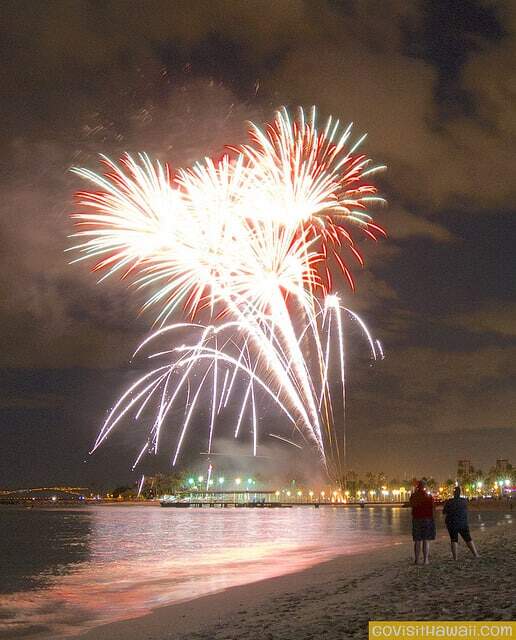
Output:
442,486,479,560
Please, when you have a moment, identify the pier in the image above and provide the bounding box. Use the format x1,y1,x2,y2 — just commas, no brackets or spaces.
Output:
160,490,407,508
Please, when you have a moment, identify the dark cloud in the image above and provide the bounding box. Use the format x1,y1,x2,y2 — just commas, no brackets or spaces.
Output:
0,0,514,487
446,303,516,338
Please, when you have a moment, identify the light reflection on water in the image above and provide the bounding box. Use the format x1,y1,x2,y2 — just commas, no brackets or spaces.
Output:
0,506,503,638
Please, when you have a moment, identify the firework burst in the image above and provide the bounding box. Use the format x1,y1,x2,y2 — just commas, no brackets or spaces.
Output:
69,107,386,481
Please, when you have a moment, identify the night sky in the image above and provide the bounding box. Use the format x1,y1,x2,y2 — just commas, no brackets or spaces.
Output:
1,0,515,489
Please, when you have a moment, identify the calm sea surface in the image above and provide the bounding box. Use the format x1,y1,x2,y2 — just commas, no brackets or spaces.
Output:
0,506,510,638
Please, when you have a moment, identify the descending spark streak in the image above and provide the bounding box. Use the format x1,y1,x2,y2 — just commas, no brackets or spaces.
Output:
175,348,299,428
137,474,145,498
132,323,205,359
184,379,191,416
268,434,303,450
132,442,149,471
243,340,259,457
218,369,229,414
235,381,252,439
251,366,257,457
91,367,171,452
319,309,332,408
234,342,254,440
153,368,174,454
224,337,250,408
143,335,217,452
206,463,212,492
134,376,168,420
70,106,387,479
210,295,323,454
344,308,377,360
334,300,347,473
208,335,218,454
172,368,211,466
268,287,324,454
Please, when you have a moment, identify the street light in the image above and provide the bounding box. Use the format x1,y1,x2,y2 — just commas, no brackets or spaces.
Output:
218,477,225,485
235,477,241,486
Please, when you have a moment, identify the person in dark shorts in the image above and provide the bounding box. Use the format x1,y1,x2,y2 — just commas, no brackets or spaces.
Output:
443,486,479,560
409,480,435,565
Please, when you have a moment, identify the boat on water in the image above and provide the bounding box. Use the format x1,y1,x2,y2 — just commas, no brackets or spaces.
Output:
160,500,190,508
160,495,190,507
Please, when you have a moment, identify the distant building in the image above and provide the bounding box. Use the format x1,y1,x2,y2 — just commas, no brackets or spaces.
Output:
457,459,474,479
495,459,511,473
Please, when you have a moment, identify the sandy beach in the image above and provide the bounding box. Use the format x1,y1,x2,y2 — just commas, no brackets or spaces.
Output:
77,515,515,640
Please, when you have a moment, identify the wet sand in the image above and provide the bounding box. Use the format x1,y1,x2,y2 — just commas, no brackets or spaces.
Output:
77,516,515,640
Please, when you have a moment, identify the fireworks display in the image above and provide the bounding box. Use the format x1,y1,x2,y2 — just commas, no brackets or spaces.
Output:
69,107,386,482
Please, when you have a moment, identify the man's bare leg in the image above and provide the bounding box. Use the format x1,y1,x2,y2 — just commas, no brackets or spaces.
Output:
423,540,430,564
466,540,479,557
451,541,458,560
414,540,421,564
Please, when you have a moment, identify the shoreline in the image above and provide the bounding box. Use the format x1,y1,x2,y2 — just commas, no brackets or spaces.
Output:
76,539,410,640
3,497,512,510
75,517,515,640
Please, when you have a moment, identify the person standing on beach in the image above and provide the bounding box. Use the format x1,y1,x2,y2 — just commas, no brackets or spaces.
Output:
443,486,480,560
409,480,435,565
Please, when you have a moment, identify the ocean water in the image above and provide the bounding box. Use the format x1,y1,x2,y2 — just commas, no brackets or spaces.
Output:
0,505,508,638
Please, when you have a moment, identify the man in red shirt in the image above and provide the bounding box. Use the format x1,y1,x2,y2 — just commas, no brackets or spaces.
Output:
409,480,436,565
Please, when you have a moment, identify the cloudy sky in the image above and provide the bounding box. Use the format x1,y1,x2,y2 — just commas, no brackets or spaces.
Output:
1,0,514,489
